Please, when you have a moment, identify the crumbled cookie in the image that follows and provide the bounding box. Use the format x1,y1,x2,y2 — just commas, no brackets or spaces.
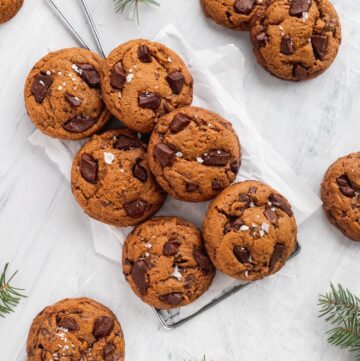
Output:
100,39,193,133
147,107,241,202
71,129,166,227
26,298,125,361
201,0,263,31
24,48,110,140
250,0,341,81
203,180,297,281
122,217,215,309
321,152,360,242
0,0,23,23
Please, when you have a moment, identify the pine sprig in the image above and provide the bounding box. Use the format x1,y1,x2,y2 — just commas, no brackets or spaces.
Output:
0,263,26,318
114,0,160,22
319,284,360,360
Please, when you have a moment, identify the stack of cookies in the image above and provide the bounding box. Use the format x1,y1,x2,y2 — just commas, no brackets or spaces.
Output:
24,39,300,313
201,0,342,81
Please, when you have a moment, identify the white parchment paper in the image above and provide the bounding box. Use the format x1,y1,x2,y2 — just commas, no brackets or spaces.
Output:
28,25,321,324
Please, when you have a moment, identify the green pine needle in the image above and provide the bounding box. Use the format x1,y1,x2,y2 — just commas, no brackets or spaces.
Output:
114,0,160,22
319,284,360,360
0,263,26,318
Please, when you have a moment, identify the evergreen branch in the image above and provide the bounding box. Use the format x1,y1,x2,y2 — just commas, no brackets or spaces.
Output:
114,0,160,22
319,284,360,360
0,263,26,318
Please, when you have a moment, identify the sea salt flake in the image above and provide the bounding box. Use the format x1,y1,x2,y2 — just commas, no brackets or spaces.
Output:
104,152,115,164
57,86,63,91
249,202,255,207
126,73,134,83
145,242,152,249
259,230,265,237
168,57,173,63
261,223,270,233
171,265,182,280
197,157,204,163
46,70,51,76
72,64,81,74
176,151,183,157
240,225,249,231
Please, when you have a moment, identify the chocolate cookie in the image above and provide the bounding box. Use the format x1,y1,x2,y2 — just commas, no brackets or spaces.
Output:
26,297,125,361
250,0,341,81
0,0,23,23
321,152,360,242
71,129,166,227
25,48,110,140
147,107,241,202
203,180,297,281
201,0,262,31
100,39,193,133
122,216,215,309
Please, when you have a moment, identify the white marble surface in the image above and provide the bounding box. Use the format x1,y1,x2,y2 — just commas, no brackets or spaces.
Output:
0,0,360,360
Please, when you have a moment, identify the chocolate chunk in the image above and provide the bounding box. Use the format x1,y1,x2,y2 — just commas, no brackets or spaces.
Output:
110,63,126,90
166,71,185,94
289,0,311,16
281,35,295,55
225,218,244,233
184,274,195,288
163,239,181,256
131,260,149,295
137,45,152,63
103,344,116,360
269,243,285,269
58,317,79,331
138,92,161,110
231,160,240,174
239,194,250,203
62,115,97,133
255,32,268,48
194,248,213,273
311,34,327,60
212,180,223,191
269,193,293,216
293,64,307,80
64,92,82,107
93,316,114,339
169,114,191,133
249,186,257,194
159,293,183,306
336,176,355,197
154,143,176,167
264,208,278,223
80,154,98,184
31,73,53,104
114,135,141,151
234,0,256,14
124,199,148,218
76,63,100,88
186,183,199,192
233,246,251,264
203,149,230,166
133,162,148,183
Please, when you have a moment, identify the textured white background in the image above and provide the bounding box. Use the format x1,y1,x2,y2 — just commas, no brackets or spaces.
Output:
0,0,360,360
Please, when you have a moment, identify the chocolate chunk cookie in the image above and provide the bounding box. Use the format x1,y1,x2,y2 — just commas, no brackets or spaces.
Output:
203,180,297,281
25,48,110,140
321,152,360,242
100,39,193,133
0,0,23,23
71,129,166,227
250,0,341,81
27,298,125,361
122,217,215,309
201,0,262,31
147,107,241,202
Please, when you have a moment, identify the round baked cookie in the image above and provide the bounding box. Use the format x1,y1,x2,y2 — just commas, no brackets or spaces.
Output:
321,152,360,242
203,180,297,281
201,0,262,31
100,39,193,133
26,297,125,361
25,48,110,140
71,129,166,227
147,107,241,202
250,0,341,81
0,0,23,23
122,216,215,309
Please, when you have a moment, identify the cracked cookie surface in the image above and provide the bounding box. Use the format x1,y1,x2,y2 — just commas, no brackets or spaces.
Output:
71,129,166,227
147,107,241,202
250,0,341,81
0,0,23,23
24,48,110,140
122,216,215,309
203,180,297,281
201,0,263,31
321,152,360,242
27,297,125,361
100,39,193,133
